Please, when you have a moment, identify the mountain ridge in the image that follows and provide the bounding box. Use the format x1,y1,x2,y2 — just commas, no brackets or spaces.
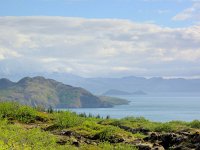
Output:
2,73,200,94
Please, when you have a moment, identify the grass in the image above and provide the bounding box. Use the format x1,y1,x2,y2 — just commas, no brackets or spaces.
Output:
53,111,85,128
99,116,194,132
0,119,76,150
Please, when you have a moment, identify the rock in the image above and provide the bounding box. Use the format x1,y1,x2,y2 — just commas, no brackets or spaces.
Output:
177,131,191,137
72,139,80,147
143,132,194,150
44,124,58,131
72,141,80,147
170,145,190,150
136,143,153,150
85,139,92,144
91,141,97,145
130,139,143,144
194,143,200,150
56,139,67,145
35,115,46,122
152,143,165,150
61,130,75,136
190,132,200,143
110,137,125,143
159,133,186,149
118,125,150,134
60,130,81,138
149,132,159,142
139,128,150,134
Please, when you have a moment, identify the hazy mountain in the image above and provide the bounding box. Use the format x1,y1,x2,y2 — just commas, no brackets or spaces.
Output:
3,73,200,95
132,90,147,95
103,89,147,96
37,74,200,94
0,76,115,108
103,89,132,95
0,78,15,89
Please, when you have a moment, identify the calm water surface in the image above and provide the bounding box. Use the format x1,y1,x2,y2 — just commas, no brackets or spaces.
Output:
65,93,200,122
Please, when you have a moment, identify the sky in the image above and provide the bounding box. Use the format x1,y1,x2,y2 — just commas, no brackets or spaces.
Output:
0,0,200,78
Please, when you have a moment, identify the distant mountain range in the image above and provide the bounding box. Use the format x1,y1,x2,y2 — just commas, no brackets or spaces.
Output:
3,73,200,95
0,76,128,108
102,89,147,96
42,73,200,94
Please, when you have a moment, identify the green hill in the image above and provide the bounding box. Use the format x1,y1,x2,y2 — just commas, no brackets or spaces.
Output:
0,76,115,108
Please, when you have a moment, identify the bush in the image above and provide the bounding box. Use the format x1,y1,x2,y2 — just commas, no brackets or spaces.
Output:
16,105,37,123
98,127,135,143
0,102,19,119
95,126,120,142
53,111,84,128
153,123,174,132
189,120,200,128
0,102,37,123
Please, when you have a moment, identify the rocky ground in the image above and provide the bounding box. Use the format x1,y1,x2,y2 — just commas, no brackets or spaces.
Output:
43,124,200,150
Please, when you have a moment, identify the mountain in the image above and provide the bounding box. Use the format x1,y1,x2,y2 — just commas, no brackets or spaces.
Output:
99,96,130,105
132,90,147,95
4,73,200,95
0,76,114,108
103,89,131,95
49,75,200,94
102,89,147,96
0,78,15,89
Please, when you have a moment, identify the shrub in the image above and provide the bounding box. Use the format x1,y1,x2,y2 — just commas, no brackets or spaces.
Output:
0,102,37,123
153,123,174,132
53,111,84,128
189,120,200,128
16,105,37,123
98,127,116,141
0,102,19,119
95,125,135,143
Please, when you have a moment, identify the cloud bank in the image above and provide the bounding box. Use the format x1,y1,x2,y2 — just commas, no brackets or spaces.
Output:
0,16,200,78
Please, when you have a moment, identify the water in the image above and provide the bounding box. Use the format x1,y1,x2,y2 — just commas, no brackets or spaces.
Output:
66,93,200,122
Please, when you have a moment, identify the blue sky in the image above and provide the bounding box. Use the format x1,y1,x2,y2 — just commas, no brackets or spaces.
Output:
0,0,196,27
0,0,200,78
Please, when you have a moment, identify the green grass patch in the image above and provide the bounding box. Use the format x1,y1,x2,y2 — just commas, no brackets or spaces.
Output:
0,119,77,150
53,111,85,128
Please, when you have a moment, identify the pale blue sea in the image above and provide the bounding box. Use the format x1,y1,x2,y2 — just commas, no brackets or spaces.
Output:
65,92,200,122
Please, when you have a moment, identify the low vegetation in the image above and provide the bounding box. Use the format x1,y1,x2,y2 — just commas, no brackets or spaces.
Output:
0,101,200,150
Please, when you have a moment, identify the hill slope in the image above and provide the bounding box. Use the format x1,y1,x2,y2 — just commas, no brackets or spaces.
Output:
0,76,113,108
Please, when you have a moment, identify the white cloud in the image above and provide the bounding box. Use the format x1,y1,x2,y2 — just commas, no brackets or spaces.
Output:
0,16,200,77
0,48,22,60
173,1,200,21
112,66,132,71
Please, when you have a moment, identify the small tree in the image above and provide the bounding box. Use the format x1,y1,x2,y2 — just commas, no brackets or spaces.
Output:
47,105,54,113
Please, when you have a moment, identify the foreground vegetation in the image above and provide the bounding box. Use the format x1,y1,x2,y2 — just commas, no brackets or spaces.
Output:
0,102,200,150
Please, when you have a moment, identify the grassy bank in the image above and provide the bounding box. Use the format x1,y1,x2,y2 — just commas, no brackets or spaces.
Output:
0,102,200,150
